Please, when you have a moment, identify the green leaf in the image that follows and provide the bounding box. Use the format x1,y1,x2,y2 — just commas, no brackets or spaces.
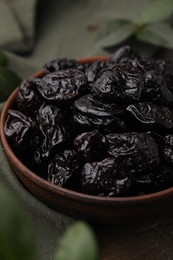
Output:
94,19,136,48
0,67,21,102
135,0,173,25
136,22,173,49
0,51,8,67
0,186,36,260
54,221,99,260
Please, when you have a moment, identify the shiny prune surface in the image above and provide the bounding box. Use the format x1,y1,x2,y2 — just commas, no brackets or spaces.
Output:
4,45,173,197
48,150,79,188
126,102,173,133
36,69,87,102
92,66,144,103
36,104,67,157
106,132,159,174
74,130,107,162
79,158,131,196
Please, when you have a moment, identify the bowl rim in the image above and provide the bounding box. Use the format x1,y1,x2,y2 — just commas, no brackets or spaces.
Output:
1,55,173,206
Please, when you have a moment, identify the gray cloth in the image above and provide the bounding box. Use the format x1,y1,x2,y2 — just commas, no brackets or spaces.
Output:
1,0,173,259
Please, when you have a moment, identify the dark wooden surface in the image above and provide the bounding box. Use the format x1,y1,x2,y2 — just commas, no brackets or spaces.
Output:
92,213,173,260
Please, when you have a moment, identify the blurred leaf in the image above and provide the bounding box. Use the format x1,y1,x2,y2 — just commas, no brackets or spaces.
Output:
0,186,36,260
135,0,173,25
94,19,136,48
54,221,99,260
0,51,8,67
136,22,173,49
0,67,21,101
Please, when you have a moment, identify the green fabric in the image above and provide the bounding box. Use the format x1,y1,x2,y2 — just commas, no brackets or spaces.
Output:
1,0,173,259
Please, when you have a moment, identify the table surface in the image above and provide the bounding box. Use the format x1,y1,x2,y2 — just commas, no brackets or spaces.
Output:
92,211,173,260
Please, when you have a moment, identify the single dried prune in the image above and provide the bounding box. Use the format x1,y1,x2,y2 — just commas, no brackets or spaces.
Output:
106,132,160,174
85,60,106,87
79,158,131,196
126,102,173,133
43,58,83,72
162,135,173,165
36,104,67,157
36,69,87,102
73,94,125,130
92,70,122,102
92,67,144,103
142,71,173,106
48,150,79,188
110,45,141,63
4,109,36,148
16,79,43,115
74,130,107,162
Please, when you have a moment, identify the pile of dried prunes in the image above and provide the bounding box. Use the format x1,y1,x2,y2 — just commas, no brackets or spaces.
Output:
4,46,173,196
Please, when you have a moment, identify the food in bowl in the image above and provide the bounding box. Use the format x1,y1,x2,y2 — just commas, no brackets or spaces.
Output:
4,45,173,197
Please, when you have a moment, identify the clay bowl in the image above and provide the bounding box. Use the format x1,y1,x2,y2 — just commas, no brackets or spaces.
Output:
1,56,173,224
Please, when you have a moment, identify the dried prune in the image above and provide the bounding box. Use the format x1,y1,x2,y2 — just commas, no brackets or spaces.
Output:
110,45,141,63
74,130,107,162
36,69,87,102
126,102,173,133
92,67,144,103
48,150,79,188
79,158,131,196
85,60,106,87
106,132,160,174
36,104,67,157
16,79,43,116
43,58,83,72
142,71,173,106
162,135,173,165
4,109,36,148
73,94,125,130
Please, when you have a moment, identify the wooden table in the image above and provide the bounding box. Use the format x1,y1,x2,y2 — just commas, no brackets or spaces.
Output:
92,213,173,260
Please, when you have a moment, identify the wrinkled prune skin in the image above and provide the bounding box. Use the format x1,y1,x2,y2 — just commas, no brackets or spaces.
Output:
74,94,121,117
36,69,87,102
85,61,106,87
73,94,125,131
126,102,173,133
4,109,36,148
142,71,173,106
36,104,67,157
106,132,160,174
92,67,144,103
43,58,83,72
16,79,43,116
48,150,79,188
74,130,107,162
110,45,141,63
79,158,131,196
162,135,173,165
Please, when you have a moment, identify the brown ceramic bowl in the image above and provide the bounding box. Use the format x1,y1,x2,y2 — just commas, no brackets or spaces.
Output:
1,56,173,224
